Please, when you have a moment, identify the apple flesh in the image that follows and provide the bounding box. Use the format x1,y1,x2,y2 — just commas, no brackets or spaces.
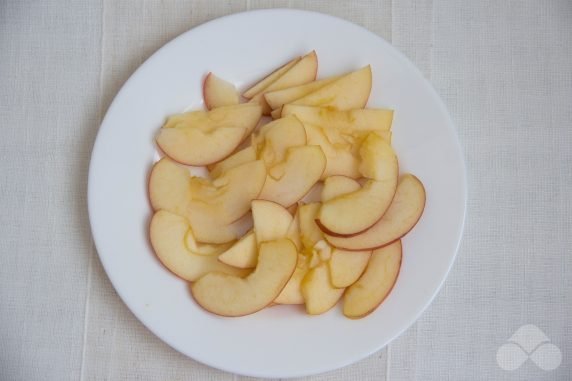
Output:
253,115,307,168
264,76,341,110
328,249,371,288
243,57,301,99
325,174,426,250
343,240,402,318
252,199,293,243
317,133,398,236
149,210,249,281
258,145,326,207
274,253,308,305
217,231,257,269
203,72,239,110
208,145,256,179
149,157,191,214
290,66,372,110
191,238,298,317
321,176,361,202
298,202,323,251
301,262,344,315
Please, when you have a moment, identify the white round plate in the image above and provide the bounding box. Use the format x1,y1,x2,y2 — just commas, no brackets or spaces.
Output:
88,9,466,379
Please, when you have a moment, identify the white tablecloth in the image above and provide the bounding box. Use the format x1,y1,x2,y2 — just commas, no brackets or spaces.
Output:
1,1,571,380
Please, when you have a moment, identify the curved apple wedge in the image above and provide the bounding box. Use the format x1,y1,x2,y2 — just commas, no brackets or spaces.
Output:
149,211,249,282
217,231,257,269
325,174,426,251
243,57,301,99
343,240,402,319
328,249,371,288
301,263,345,315
264,76,341,110
317,134,398,236
321,176,361,202
274,254,308,305
253,115,307,168
208,145,256,179
258,146,326,207
191,238,298,317
252,200,293,244
149,157,191,214
203,73,239,110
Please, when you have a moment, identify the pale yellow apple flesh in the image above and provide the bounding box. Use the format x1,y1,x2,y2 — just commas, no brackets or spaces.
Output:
149,211,249,282
243,57,301,99
191,238,298,317
208,145,256,179
252,200,293,243
301,263,345,315
328,249,372,288
325,174,426,250
290,66,372,110
343,240,402,318
149,157,191,214
285,208,302,250
217,230,257,269
321,176,361,202
253,115,307,168
203,72,239,110
281,105,393,132
185,229,233,256
303,123,360,179
258,145,326,207
249,51,318,114
298,202,323,251
317,134,398,235
264,76,341,110
274,254,308,305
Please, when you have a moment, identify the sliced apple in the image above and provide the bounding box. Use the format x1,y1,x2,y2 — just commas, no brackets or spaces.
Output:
325,174,425,250
208,145,256,179
274,254,308,305
191,238,298,317
242,57,301,99
252,200,293,243
253,115,307,168
281,105,393,132
328,249,372,288
185,228,233,256
149,157,191,214
343,240,402,318
157,126,246,166
249,51,318,114
285,208,302,250
304,123,360,179
321,176,361,202
264,76,341,110
298,203,323,251
270,108,283,119
317,134,398,235
258,145,326,207
149,211,249,281
301,263,345,315
163,103,262,136
218,231,257,269
290,66,372,110
203,72,239,110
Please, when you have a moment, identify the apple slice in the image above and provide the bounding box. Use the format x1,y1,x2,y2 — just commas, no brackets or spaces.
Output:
264,76,341,110
163,103,262,137
258,145,326,207
218,231,257,269
149,157,191,214
249,51,318,114
242,57,301,99
274,254,308,305
325,174,425,250
298,203,323,251
270,108,283,119
149,211,249,281
185,228,233,256
157,126,246,166
208,145,256,179
285,208,302,250
203,73,239,110
252,200,293,243
343,240,402,318
290,66,372,110
328,249,372,288
281,105,393,132
301,262,345,315
191,238,298,317
317,134,398,235
321,176,361,202
253,115,307,168
304,123,360,179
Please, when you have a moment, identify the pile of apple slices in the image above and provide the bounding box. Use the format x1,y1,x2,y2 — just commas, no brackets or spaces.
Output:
149,51,426,319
